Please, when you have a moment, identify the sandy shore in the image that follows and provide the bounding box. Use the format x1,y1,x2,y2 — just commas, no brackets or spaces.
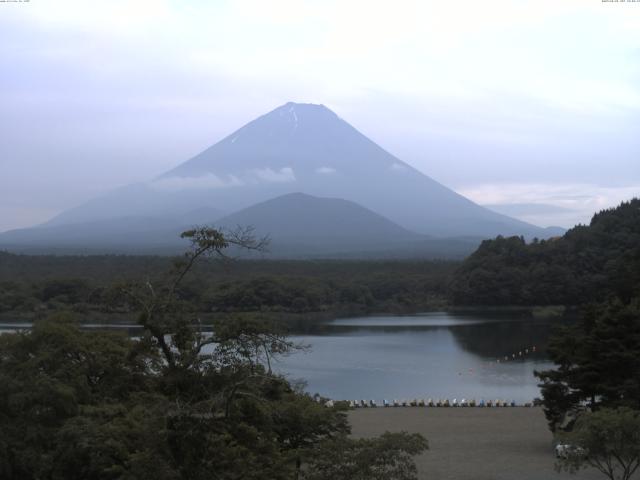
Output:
349,407,610,480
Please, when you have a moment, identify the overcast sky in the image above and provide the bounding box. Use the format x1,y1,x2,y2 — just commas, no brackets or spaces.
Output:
1,0,639,232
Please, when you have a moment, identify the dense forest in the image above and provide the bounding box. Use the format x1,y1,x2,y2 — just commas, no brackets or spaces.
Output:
0,229,428,479
0,254,456,322
2,203,640,478
3,199,638,323
450,199,640,306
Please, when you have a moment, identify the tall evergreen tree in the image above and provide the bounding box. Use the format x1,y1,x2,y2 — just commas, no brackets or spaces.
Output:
536,298,640,431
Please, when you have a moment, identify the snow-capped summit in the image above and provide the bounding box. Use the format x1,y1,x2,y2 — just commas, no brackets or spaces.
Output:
38,102,551,239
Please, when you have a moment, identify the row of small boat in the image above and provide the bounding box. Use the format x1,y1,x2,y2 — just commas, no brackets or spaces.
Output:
323,399,534,408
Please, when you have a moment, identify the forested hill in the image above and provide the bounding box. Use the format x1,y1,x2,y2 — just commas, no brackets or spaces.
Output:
450,198,640,306
0,254,456,320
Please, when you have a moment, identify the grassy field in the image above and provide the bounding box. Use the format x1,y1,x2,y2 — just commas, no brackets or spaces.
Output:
349,407,611,480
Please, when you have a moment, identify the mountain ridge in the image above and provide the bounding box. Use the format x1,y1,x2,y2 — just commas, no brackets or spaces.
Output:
214,191,420,243
0,193,482,258
3,102,563,255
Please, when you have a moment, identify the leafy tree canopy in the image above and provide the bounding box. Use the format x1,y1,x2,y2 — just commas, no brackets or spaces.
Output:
556,407,640,480
536,298,640,431
0,227,427,480
451,198,640,306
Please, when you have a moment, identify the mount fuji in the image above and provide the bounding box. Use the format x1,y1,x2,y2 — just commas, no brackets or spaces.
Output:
0,102,560,256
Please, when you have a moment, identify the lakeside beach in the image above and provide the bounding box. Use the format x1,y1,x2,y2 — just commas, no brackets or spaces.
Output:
350,407,609,480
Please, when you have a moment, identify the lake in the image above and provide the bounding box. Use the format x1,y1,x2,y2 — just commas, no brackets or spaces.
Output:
276,312,558,403
0,311,559,403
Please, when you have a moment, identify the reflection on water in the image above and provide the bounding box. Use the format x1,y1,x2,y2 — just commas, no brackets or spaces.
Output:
330,315,487,327
0,312,562,403
276,312,560,403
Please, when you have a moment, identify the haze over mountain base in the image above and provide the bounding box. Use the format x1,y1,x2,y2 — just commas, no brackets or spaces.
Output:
0,103,564,257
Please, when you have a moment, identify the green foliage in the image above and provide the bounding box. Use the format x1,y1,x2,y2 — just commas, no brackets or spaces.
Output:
302,432,428,480
0,314,152,479
0,309,317,479
535,298,640,431
0,256,455,319
556,407,640,480
451,199,640,306
0,228,428,479
38,279,92,303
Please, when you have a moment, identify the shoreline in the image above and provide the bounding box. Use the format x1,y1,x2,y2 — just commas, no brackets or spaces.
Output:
0,304,571,326
349,407,606,480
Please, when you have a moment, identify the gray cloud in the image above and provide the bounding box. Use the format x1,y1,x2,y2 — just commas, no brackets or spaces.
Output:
250,167,296,184
150,174,245,192
316,166,337,174
0,2,638,231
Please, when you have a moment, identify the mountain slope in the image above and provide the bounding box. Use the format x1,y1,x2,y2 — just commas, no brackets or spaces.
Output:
213,193,481,258
450,198,640,305
0,193,481,258
44,102,550,239
0,216,186,254
0,207,224,254
216,192,418,243
214,192,419,256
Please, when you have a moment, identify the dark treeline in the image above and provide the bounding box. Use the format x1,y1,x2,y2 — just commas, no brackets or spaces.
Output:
0,228,428,480
445,198,640,470
536,298,640,429
450,198,640,306
0,254,457,320
4,198,639,320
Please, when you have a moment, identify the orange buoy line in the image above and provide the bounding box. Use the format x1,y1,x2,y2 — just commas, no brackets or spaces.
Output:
448,346,540,378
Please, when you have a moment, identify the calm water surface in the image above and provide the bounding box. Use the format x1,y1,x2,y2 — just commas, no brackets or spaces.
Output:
0,312,559,403
276,312,558,403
